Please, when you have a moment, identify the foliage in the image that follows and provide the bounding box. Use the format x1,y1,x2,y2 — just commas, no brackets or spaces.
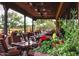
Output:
8,12,23,28
33,9,79,56
0,14,4,28
47,9,79,56
33,39,52,53
0,11,24,29
34,20,56,31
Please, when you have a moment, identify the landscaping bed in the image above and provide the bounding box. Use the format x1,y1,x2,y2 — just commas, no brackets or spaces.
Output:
33,9,79,56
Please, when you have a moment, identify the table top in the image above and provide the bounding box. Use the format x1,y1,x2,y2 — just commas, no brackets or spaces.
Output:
11,41,37,47
0,38,3,41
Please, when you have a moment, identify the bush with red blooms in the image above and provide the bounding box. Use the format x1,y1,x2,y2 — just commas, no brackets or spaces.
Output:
40,35,48,41
33,9,79,56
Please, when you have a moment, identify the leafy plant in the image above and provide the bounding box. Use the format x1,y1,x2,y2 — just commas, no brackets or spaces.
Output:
33,39,52,53
47,9,79,56
33,9,79,56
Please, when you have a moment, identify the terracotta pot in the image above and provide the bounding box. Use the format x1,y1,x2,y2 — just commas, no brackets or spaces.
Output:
61,40,64,44
58,40,61,44
52,43,56,47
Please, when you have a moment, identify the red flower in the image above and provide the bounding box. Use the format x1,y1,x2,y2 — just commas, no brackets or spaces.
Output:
40,35,47,41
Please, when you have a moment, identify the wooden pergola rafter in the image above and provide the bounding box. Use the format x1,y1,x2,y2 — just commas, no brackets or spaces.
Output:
56,2,64,20
0,2,77,35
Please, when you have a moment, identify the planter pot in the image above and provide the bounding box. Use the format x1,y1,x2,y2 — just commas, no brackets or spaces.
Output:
57,40,61,44
57,40,64,44
52,43,56,47
61,40,64,44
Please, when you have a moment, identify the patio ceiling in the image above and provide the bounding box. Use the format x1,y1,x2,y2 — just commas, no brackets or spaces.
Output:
1,2,77,19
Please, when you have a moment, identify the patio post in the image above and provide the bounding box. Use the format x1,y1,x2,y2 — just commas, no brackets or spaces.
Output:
55,2,64,33
3,3,9,36
24,15,26,33
56,19,60,33
32,19,34,32
78,2,79,24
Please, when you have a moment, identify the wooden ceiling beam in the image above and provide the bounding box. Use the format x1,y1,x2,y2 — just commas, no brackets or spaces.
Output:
34,17,54,19
55,2,64,20
15,2,38,17
56,3,72,19
1,2,34,18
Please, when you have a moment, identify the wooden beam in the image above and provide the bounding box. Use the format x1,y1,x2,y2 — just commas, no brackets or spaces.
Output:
1,2,34,19
55,2,64,34
32,19,34,32
15,3,38,17
3,3,9,36
24,15,26,33
56,2,64,20
78,2,79,24
34,17,54,19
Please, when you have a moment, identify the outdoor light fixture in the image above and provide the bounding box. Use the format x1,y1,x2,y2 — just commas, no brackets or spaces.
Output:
38,12,41,15
35,9,38,11
29,2,32,6
43,12,47,15
42,8,46,11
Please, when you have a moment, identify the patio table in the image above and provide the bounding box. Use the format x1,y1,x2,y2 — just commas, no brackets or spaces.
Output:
11,41,37,56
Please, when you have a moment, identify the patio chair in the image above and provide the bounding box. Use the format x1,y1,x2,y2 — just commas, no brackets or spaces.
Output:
22,33,28,42
0,38,21,56
11,31,23,43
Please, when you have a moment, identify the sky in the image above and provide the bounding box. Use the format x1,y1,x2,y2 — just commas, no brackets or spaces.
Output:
0,4,32,25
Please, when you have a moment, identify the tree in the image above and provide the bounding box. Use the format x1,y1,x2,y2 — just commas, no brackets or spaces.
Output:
0,11,24,33
8,11,23,28
44,20,56,30
34,19,56,31
0,14,4,28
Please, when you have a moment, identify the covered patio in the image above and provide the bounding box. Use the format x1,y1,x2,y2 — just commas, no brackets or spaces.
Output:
0,2,79,56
